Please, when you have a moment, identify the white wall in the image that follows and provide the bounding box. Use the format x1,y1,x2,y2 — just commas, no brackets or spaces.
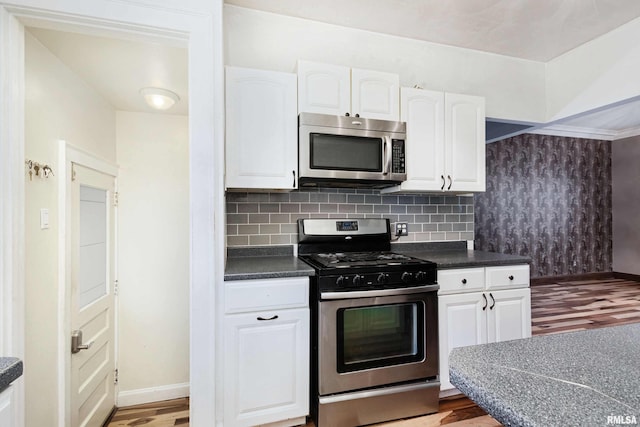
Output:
224,5,547,124
612,135,640,275
115,111,190,405
24,31,116,426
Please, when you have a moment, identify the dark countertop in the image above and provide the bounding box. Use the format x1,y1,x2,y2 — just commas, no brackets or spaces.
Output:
449,324,640,427
224,243,531,280
0,358,23,393
224,246,315,281
393,242,531,268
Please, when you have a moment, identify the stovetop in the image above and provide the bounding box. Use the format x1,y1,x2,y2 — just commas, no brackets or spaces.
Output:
304,251,430,269
297,218,437,293
300,251,437,293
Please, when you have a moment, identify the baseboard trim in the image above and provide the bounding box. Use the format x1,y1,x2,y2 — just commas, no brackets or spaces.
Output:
531,271,614,286
612,271,640,281
117,382,190,408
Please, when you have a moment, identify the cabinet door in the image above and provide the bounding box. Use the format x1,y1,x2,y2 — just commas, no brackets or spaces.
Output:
351,68,400,120
225,66,298,190
397,87,445,191
486,288,531,344
297,60,350,116
0,386,14,427
438,293,487,390
224,308,310,427
444,93,485,192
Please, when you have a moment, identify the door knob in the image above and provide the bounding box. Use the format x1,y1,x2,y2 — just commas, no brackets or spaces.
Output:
71,330,94,354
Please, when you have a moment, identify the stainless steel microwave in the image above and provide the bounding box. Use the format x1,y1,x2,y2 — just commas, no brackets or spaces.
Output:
298,113,407,188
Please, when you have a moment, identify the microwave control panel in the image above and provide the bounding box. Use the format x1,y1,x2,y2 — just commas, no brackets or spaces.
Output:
391,139,406,174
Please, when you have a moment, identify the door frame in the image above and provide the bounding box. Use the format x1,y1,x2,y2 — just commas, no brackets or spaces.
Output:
0,1,224,426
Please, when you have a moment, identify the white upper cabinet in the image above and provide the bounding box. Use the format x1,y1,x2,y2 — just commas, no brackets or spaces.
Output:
383,89,485,193
297,60,400,121
297,61,350,116
395,87,445,191
225,66,298,190
351,68,400,120
445,93,486,192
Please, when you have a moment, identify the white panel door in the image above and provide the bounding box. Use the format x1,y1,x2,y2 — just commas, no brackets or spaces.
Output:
351,68,400,120
438,293,487,390
399,87,445,191
225,66,298,190
445,93,486,192
224,308,309,427
487,288,532,344
70,163,116,427
297,60,350,116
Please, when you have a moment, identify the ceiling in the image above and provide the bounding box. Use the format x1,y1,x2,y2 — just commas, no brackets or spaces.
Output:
26,4,640,140
27,27,188,115
225,0,640,62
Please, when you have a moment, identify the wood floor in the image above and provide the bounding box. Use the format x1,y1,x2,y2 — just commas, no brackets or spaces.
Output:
107,276,640,427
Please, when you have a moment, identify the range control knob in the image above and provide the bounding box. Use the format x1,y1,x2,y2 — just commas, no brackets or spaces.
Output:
336,276,345,287
415,271,427,282
401,272,414,283
352,274,363,286
377,273,389,284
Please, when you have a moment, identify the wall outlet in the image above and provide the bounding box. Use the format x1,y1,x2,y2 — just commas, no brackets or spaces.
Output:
395,222,408,236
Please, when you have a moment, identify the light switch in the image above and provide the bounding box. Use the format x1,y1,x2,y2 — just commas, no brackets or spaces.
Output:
40,208,49,230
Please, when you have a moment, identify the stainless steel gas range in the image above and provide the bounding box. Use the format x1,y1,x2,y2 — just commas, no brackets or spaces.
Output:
298,218,440,427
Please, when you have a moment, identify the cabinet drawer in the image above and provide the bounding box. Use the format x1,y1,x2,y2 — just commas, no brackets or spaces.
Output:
485,264,530,290
225,277,309,314
437,268,485,295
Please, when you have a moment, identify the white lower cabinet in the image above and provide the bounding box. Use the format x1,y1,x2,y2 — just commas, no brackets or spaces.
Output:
438,265,531,391
0,385,15,427
223,277,310,427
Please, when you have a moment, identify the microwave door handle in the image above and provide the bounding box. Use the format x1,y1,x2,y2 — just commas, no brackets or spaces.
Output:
383,136,391,176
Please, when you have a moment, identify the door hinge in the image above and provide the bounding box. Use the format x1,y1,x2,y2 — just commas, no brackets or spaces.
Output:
113,192,119,207
71,168,77,182
114,279,119,296
114,368,119,385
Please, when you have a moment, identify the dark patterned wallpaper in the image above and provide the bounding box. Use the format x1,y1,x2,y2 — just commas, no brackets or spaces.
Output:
474,134,612,278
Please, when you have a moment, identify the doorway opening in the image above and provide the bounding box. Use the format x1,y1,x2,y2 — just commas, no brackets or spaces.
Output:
23,25,190,426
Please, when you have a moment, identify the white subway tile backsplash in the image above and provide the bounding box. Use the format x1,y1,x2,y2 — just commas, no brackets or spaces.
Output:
226,188,474,247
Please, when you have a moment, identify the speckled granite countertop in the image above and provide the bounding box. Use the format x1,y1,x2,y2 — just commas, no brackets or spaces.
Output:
0,358,23,393
392,242,531,268
224,246,315,281
449,324,640,427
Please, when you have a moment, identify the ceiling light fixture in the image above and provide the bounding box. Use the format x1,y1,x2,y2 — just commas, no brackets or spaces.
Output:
140,87,180,111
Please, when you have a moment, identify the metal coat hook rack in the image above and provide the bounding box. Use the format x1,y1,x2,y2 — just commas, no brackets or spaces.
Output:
25,159,54,181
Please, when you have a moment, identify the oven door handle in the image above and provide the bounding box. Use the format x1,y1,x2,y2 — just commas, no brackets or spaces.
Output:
321,284,439,300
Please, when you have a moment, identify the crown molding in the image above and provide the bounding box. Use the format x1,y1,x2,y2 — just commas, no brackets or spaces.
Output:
527,124,640,141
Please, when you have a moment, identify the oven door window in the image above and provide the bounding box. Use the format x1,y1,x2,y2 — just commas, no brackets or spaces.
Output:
310,133,382,172
337,302,425,373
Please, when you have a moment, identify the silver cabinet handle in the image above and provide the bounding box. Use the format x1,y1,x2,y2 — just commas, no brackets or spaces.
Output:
447,175,452,190
489,292,496,310
71,330,94,354
292,170,296,188
440,175,445,190
482,293,488,311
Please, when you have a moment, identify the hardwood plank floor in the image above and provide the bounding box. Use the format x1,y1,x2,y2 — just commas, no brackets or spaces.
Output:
108,276,640,427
